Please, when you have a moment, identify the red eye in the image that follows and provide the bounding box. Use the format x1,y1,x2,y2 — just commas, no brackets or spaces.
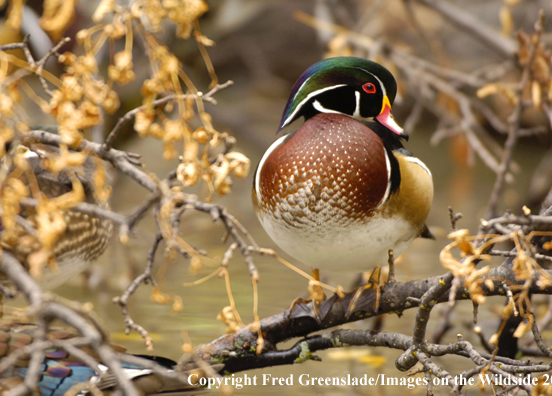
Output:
362,83,376,94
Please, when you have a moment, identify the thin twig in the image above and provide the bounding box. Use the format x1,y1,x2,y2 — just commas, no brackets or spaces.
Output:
26,129,159,192
485,12,545,219
411,0,517,57
112,231,162,351
531,313,552,358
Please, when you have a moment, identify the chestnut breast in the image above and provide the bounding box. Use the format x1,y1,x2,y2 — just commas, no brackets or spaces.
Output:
258,113,389,224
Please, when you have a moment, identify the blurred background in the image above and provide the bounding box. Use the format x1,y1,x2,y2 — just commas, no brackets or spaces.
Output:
2,0,552,394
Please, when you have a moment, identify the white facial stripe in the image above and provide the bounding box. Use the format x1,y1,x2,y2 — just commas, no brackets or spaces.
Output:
284,66,391,128
370,73,387,97
312,100,344,115
255,134,289,201
352,91,361,118
377,147,392,208
406,156,432,178
313,90,372,122
353,67,387,96
282,84,347,128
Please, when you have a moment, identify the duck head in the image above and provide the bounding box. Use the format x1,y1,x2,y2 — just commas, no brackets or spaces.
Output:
278,56,407,140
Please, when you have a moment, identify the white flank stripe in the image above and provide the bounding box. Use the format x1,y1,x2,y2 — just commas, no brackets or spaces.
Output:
377,147,392,208
255,134,289,201
406,156,432,178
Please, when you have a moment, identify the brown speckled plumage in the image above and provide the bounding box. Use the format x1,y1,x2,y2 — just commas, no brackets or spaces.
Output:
257,113,388,224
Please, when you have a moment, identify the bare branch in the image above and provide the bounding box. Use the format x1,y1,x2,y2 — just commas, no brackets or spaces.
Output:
410,0,517,57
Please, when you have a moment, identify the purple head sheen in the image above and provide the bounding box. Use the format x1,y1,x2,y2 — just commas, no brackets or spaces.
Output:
44,365,72,378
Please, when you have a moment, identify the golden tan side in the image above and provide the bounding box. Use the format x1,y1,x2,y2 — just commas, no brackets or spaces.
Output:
382,151,433,234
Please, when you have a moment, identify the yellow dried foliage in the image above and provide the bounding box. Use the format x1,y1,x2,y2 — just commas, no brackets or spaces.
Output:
189,255,202,275
0,177,28,232
477,29,552,110
532,376,552,396
499,5,513,37
440,229,496,305
108,51,136,85
217,305,242,334
512,314,533,338
517,30,552,103
92,0,119,22
441,226,552,310
5,0,24,31
0,0,249,298
226,152,251,179
150,286,172,305
164,0,209,39
308,279,326,304
92,157,113,202
477,83,518,105
326,34,354,58
171,296,183,313
201,152,251,199
162,119,185,160
0,91,14,118
177,159,201,188
45,50,121,144
134,109,155,136
40,0,77,41
105,15,127,40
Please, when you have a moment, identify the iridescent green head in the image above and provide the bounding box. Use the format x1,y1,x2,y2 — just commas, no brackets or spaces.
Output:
278,57,406,139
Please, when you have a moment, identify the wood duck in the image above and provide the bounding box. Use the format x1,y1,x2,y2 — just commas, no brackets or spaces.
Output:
253,57,433,282
0,324,212,395
0,139,113,287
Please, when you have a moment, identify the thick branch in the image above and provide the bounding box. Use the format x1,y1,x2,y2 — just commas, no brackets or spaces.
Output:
194,258,552,373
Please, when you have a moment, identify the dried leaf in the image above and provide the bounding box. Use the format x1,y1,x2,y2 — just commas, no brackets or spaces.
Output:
92,0,117,22
40,0,77,41
217,306,242,334
532,80,542,109
513,315,533,338
150,286,172,305
226,152,250,178
499,6,513,37
6,0,24,30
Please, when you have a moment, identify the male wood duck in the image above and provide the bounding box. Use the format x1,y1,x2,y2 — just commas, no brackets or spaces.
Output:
0,138,113,288
0,325,213,395
253,57,433,288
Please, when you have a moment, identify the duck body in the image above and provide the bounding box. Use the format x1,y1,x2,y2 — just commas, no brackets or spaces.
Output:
0,325,206,396
0,140,113,287
253,57,433,272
